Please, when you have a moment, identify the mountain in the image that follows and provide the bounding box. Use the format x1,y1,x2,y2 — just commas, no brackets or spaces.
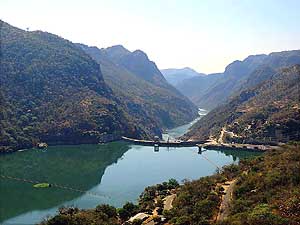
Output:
175,73,223,105
77,44,198,130
175,51,300,110
161,67,205,86
183,65,300,143
0,21,166,152
101,45,168,87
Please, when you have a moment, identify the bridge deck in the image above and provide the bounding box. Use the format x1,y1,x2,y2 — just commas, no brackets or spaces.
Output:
121,137,276,151
121,136,205,147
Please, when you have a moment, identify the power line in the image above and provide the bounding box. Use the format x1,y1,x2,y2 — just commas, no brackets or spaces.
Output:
0,174,110,199
186,148,222,170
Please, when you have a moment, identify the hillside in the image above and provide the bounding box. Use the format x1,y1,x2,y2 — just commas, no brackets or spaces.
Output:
175,51,300,110
0,21,145,152
161,67,205,86
77,44,198,130
183,65,300,143
167,143,300,225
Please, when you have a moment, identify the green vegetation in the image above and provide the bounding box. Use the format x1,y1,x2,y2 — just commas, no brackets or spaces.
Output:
117,202,139,221
139,178,179,213
185,65,300,144
40,206,119,225
40,202,140,225
0,20,135,152
165,143,300,225
219,143,300,225
164,175,223,225
0,21,197,153
33,183,51,188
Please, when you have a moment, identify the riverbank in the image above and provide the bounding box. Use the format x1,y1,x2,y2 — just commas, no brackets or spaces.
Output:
0,115,201,155
0,135,123,155
198,142,280,152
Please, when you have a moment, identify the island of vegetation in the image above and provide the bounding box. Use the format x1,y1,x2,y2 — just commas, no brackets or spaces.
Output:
33,183,51,188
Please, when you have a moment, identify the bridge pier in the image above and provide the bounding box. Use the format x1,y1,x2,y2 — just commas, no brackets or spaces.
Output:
154,143,159,152
198,146,202,154
121,136,205,147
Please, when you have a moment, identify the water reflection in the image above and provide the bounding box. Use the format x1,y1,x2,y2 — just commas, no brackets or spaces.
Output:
1,143,261,224
0,142,129,222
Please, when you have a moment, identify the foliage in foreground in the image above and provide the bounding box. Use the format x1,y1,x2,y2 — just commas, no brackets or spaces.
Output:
219,143,300,225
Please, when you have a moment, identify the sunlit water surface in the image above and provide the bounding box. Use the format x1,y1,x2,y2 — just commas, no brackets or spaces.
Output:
0,116,261,224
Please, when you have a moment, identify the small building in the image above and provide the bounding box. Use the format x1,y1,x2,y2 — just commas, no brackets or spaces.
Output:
37,143,48,149
128,213,150,223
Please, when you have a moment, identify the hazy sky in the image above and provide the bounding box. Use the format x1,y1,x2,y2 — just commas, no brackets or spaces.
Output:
1,0,300,73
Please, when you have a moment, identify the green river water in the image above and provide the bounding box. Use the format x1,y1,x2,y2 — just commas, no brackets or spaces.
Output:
0,116,261,224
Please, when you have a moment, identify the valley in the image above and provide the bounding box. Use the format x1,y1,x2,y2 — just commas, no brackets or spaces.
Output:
0,6,299,224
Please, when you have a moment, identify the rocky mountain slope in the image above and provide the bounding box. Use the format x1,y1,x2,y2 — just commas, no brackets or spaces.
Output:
0,21,140,152
101,45,169,87
174,51,300,110
77,44,198,130
183,65,300,143
0,21,198,152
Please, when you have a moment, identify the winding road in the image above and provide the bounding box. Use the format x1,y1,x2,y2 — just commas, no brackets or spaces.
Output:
216,179,237,221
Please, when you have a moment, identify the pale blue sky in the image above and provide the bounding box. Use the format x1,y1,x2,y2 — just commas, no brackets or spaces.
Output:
1,0,300,73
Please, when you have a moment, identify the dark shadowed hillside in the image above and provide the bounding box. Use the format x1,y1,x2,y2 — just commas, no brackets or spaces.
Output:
183,65,300,143
0,21,144,152
77,44,198,130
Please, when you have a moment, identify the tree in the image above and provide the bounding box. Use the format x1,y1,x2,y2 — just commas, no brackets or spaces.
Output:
96,204,117,217
118,208,130,221
168,178,179,189
123,202,139,216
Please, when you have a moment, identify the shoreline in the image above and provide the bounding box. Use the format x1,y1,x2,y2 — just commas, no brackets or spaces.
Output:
0,137,123,155
0,116,201,155
199,143,279,152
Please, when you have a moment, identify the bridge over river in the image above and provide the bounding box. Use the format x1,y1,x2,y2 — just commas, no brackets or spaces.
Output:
121,136,206,147
121,136,272,152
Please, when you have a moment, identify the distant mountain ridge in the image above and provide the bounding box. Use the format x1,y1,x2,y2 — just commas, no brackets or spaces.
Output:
161,67,205,86
77,43,198,131
171,50,300,110
100,45,168,86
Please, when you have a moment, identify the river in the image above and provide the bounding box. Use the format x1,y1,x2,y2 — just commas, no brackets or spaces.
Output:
0,115,261,224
